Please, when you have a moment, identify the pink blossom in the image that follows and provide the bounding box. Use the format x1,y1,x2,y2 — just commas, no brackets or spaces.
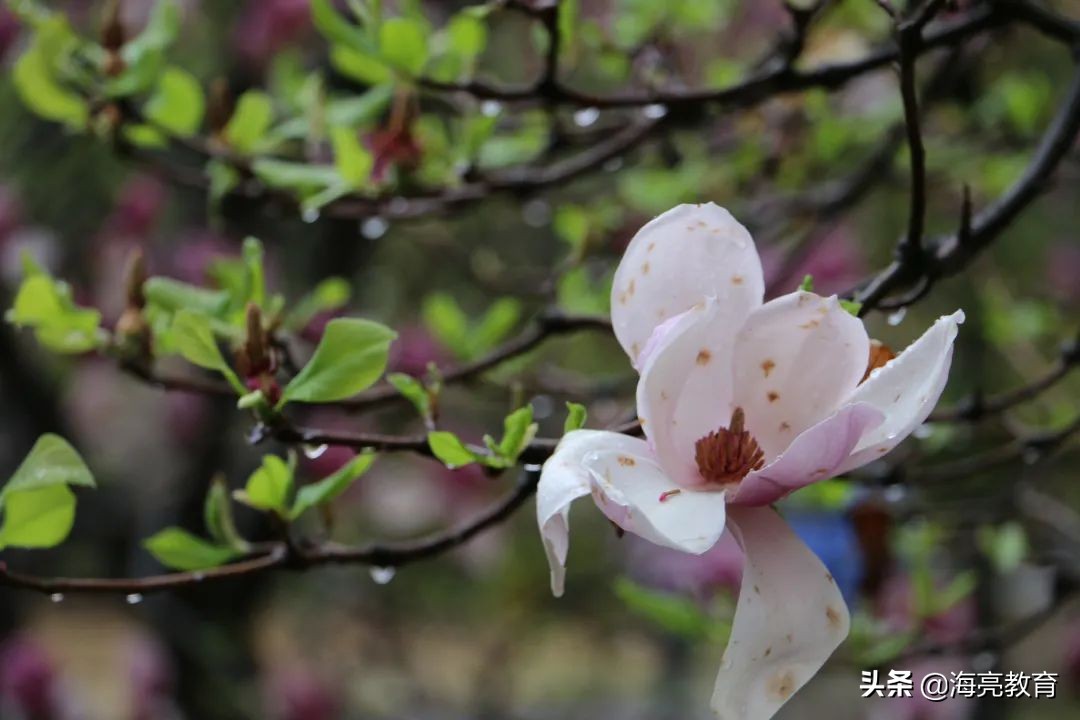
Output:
0,635,61,720
234,0,312,69
537,203,963,719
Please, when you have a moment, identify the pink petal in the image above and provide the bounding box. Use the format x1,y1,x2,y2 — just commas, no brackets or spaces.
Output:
636,299,741,486
537,430,728,597
611,203,763,367
712,506,849,720
732,291,870,460
834,310,964,474
732,402,884,506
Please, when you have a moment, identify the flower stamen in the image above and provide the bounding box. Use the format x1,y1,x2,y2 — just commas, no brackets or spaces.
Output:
861,339,896,383
694,407,765,488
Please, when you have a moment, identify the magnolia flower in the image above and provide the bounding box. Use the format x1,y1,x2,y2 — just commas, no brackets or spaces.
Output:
537,203,963,720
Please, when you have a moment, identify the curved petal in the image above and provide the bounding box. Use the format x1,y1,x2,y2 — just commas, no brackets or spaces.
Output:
537,430,728,597
712,506,849,720
834,310,964,475
731,402,884,506
612,203,764,367
636,299,741,486
732,292,870,460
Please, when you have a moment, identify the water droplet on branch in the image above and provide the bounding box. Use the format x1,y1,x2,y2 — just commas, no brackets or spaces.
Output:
573,107,600,128
125,593,144,605
887,308,907,326
369,566,396,585
49,593,64,603
303,444,329,460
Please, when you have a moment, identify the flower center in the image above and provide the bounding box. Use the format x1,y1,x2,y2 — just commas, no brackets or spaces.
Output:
694,407,765,488
862,339,896,383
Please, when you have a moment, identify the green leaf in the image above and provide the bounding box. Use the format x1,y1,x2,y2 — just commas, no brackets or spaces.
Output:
935,571,977,613
330,126,374,187
564,402,587,433
614,578,726,641
331,45,393,85
285,277,352,330
326,84,395,126
427,431,479,469
143,527,240,571
468,298,521,357
170,310,245,393
554,204,590,255
144,66,204,136
224,91,273,154
446,12,487,59
799,274,815,292
379,17,429,75
2,434,95,501
234,455,293,514
839,299,862,317
311,0,369,49
203,475,249,552
12,17,87,127
977,522,1029,574
252,159,340,191
144,277,231,316
387,373,431,420
281,318,397,405
421,293,469,358
290,453,376,520
6,274,102,353
496,405,537,461
0,484,76,550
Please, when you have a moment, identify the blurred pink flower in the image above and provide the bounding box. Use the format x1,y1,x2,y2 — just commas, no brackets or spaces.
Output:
168,230,235,285
104,175,167,239
270,668,340,720
128,637,176,720
388,324,447,377
0,6,19,59
1064,620,1080,690
234,0,312,68
875,573,977,646
625,530,744,601
0,184,21,247
0,635,62,720
762,224,868,297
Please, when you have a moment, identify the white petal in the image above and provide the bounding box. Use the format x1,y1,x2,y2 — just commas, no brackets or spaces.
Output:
537,430,728,596
611,203,764,367
732,292,870,460
732,402,884,506
636,299,740,486
834,310,964,474
712,506,850,720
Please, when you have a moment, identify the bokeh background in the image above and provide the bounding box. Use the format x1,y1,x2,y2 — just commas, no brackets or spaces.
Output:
0,1,1078,719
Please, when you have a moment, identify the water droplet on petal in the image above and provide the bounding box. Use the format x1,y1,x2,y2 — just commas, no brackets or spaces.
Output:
370,566,396,585
125,593,144,605
361,216,388,239
887,308,907,326
302,207,320,224
573,107,600,128
303,444,329,460
481,100,502,117
643,103,668,119
49,593,64,603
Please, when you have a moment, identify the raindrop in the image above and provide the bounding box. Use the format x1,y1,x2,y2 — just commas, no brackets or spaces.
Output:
302,207,320,224
303,444,329,460
125,593,144,605
643,103,668,119
192,572,206,583
887,307,907,326
883,484,907,504
369,566,396,585
522,199,551,227
49,593,64,603
481,100,502,117
361,216,389,239
573,107,600,128
523,464,542,473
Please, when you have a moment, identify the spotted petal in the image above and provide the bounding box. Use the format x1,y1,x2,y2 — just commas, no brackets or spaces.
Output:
611,203,764,367
834,310,964,474
712,506,849,720
731,291,870,461
537,430,728,597
732,402,884,506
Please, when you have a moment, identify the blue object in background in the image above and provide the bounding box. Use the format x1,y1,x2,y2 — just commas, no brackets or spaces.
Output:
786,511,865,606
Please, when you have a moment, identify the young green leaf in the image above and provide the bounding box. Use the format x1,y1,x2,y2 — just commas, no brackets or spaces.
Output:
446,12,487,60
798,274,815,292
224,91,274,154
233,455,293,514
496,405,537,461
12,17,87,127
330,126,374,187
143,527,240,571
331,45,393,85
427,431,479,469
387,373,432,420
144,277,231,317
839,299,862,317
2,434,95,500
469,298,521,357
379,17,429,75
564,402,587,433
0,484,76,550
285,277,352,331
7,274,103,353
421,293,469,358
280,318,397,405
170,310,245,393
310,0,370,49
290,453,376,520
203,475,249,552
